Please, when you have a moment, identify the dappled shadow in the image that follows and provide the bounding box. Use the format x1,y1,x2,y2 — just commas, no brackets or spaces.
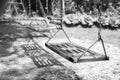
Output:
33,66,81,80
64,22,92,28
0,23,31,57
94,22,118,30
0,22,50,57
80,23,92,28
0,41,15,57
0,67,31,80
0,23,25,57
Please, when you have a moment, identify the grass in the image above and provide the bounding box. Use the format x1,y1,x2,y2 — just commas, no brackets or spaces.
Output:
61,25,120,47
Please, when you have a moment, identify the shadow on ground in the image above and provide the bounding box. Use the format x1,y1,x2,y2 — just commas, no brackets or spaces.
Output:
0,23,38,57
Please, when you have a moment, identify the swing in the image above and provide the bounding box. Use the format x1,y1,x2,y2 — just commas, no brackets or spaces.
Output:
45,0,109,63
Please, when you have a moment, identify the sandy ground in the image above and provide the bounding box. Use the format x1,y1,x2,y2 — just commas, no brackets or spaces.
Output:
33,37,120,80
0,23,120,80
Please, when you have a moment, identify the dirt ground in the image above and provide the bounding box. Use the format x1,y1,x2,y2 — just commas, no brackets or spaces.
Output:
0,23,120,80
